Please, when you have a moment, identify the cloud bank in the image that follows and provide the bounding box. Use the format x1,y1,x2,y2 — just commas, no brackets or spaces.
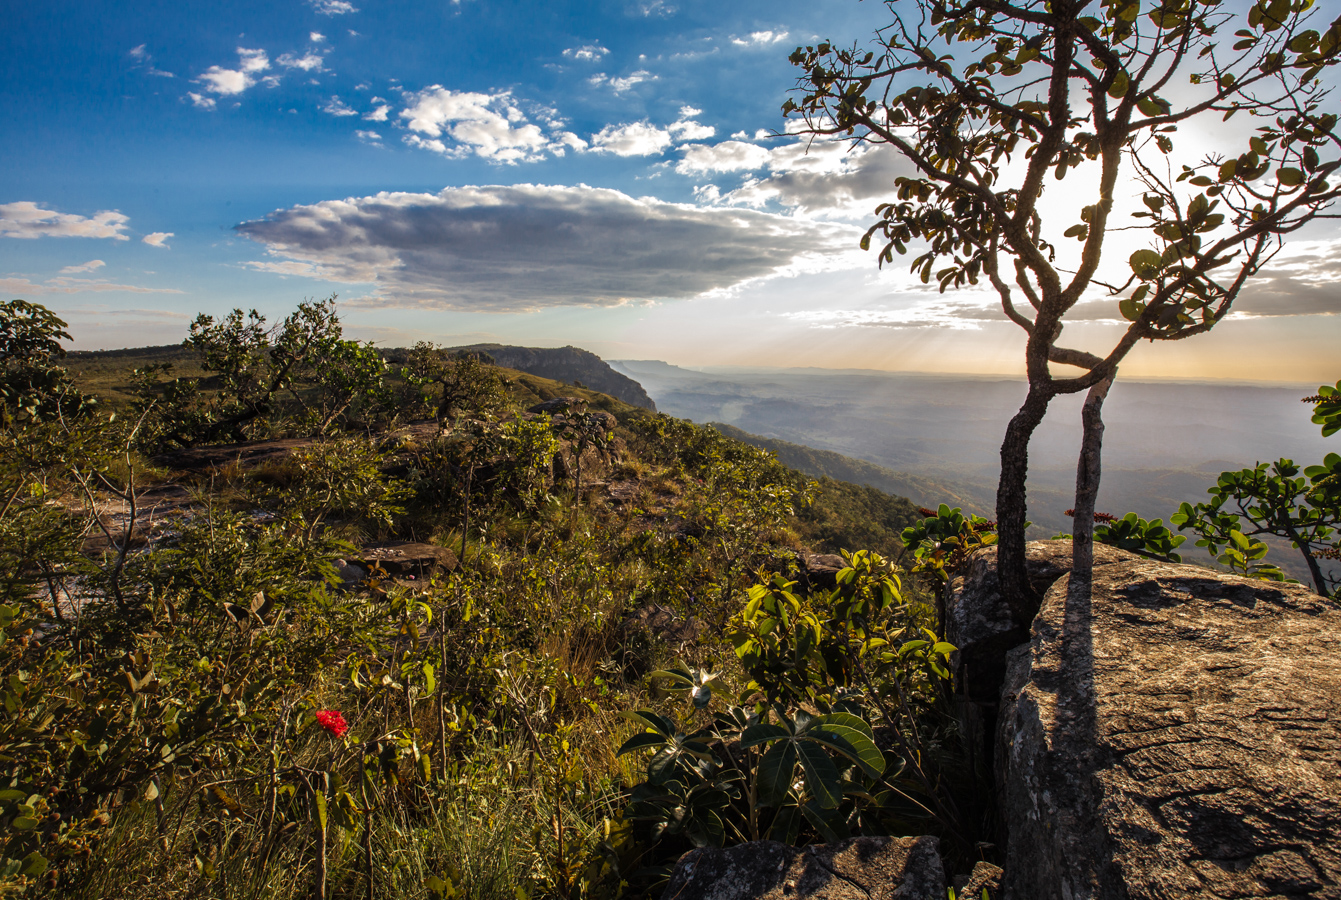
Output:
235,184,856,311
0,202,130,240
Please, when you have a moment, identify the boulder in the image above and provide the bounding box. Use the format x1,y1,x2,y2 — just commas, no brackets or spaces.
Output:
799,552,848,591
994,548,1341,899
955,861,1003,900
661,836,945,900
356,542,458,580
943,540,1079,702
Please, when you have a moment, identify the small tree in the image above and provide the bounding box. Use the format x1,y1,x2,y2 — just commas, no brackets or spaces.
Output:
787,0,1341,615
402,343,506,428
184,297,389,443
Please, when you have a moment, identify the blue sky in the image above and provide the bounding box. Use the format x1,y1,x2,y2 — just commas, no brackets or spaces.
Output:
3,0,1339,380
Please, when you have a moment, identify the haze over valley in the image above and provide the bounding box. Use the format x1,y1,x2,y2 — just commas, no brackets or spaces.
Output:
612,360,1336,557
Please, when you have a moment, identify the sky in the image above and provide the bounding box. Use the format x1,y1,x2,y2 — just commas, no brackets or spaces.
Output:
2,0,1338,382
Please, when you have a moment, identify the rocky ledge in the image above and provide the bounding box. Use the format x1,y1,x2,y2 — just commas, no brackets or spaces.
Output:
994,543,1341,899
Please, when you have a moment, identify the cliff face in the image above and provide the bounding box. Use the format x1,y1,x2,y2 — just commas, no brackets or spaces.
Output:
460,345,657,411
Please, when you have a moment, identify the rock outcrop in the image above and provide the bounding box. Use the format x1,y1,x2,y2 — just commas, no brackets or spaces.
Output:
356,541,458,580
660,836,945,900
991,543,1341,899
466,345,657,411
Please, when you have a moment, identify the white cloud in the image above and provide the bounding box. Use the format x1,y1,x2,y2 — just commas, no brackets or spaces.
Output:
364,104,390,121
278,51,327,71
589,70,655,93
355,130,384,147
0,202,131,241
400,86,559,163
731,30,790,47
195,47,270,96
310,31,326,42
677,140,771,174
722,139,916,214
235,184,854,311
635,0,675,16
590,121,672,156
0,276,183,296
188,92,216,109
142,232,173,248
322,95,358,116
668,109,715,141
238,48,269,72
59,259,105,274
782,299,995,331
311,0,358,14
128,44,174,77
563,44,609,61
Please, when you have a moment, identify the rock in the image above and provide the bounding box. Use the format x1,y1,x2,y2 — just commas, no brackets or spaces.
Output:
956,861,1003,900
333,559,366,586
661,836,945,900
356,542,458,580
944,540,1081,702
586,410,617,433
994,548,1341,900
799,552,848,590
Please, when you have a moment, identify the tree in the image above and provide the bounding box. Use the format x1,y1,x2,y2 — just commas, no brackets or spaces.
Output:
1169,380,1341,597
0,299,96,426
402,343,506,428
786,0,1341,616
184,297,389,443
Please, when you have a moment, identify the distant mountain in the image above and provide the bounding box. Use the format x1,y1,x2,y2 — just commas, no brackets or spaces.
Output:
461,345,656,411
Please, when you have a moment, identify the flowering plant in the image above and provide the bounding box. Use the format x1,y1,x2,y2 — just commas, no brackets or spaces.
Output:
314,709,349,739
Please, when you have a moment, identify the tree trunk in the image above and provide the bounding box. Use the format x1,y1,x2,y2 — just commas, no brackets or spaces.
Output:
996,385,1054,623
1071,374,1114,588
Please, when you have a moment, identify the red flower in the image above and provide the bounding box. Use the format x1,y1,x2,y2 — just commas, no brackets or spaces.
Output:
314,709,349,739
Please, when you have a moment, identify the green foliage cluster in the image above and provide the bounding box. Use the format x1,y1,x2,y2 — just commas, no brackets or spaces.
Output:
617,551,977,888
1171,454,1340,594
899,505,999,586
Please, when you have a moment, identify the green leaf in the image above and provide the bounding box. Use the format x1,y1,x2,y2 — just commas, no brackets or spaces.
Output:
1129,249,1163,279
1108,70,1130,99
620,710,677,737
756,741,798,807
313,788,328,830
617,731,669,756
809,724,884,779
741,723,791,748
19,852,48,877
1277,167,1304,186
796,741,842,809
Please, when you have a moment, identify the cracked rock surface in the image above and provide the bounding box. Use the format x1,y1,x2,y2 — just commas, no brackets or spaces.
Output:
660,836,944,900
995,543,1341,899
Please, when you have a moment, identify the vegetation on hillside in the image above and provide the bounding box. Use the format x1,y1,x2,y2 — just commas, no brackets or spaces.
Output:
0,299,989,899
